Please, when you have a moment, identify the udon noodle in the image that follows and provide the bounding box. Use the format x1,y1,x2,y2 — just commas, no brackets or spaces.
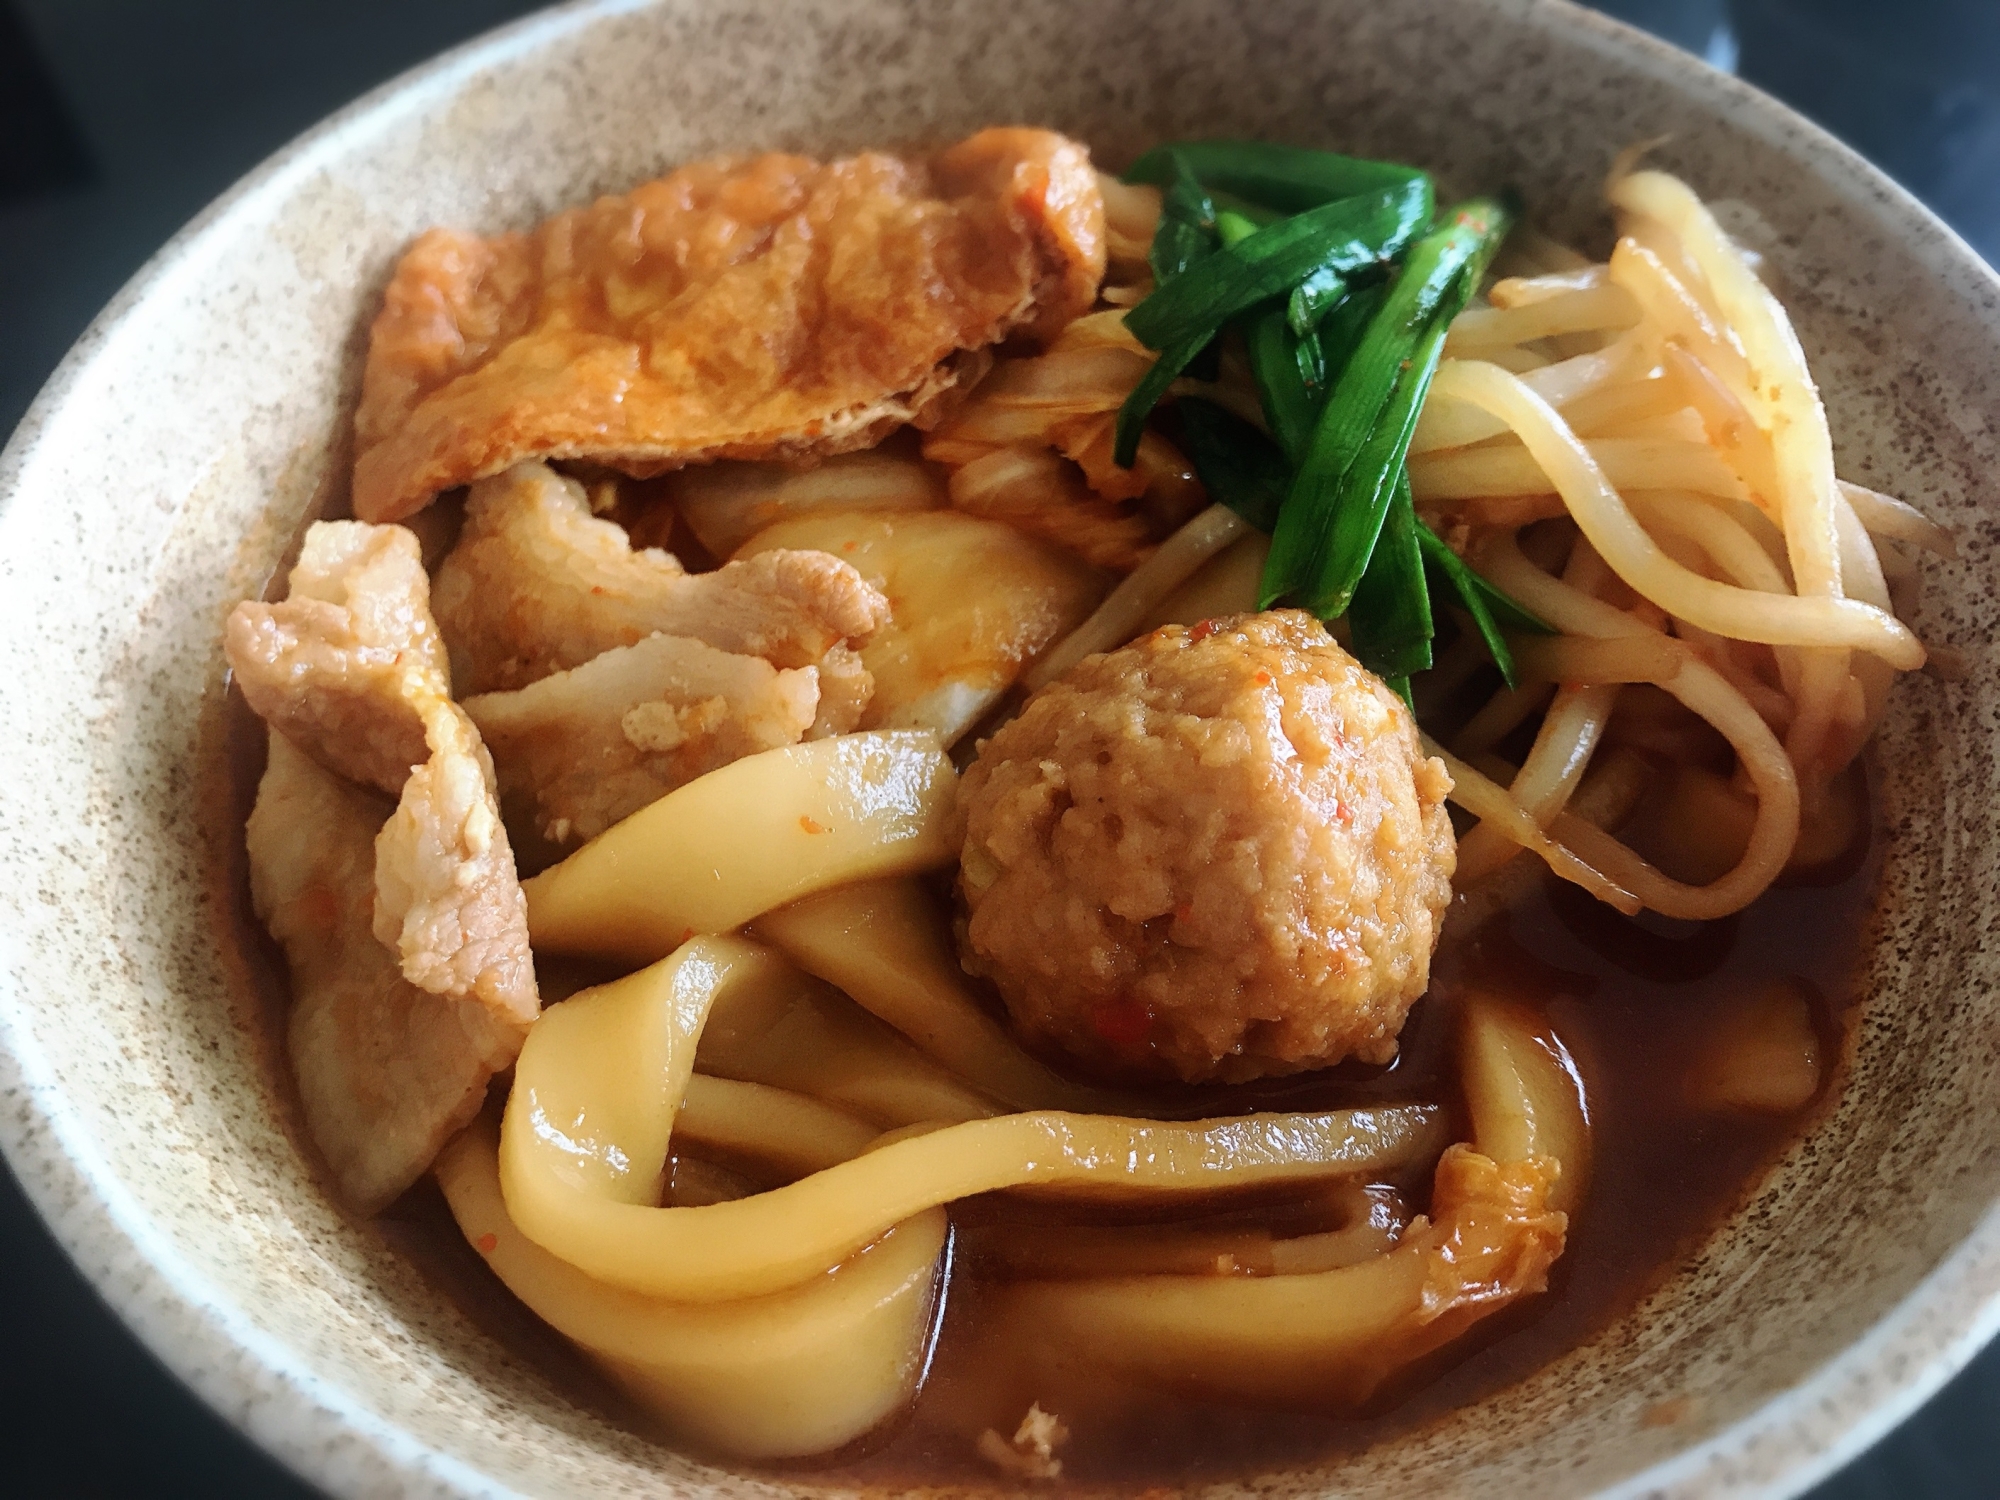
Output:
223,127,1940,1477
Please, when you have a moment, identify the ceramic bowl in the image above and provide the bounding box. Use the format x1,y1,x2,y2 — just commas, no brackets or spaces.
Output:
1,0,1996,1495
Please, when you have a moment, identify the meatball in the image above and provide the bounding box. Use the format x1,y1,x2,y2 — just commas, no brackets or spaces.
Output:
955,610,1455,1083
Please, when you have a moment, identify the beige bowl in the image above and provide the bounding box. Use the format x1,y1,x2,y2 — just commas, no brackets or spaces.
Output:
1,0,1996,1494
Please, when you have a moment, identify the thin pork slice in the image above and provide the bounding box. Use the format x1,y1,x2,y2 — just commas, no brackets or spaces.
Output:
432,461,889,695
465,631,821,846
372,702,539,1022
225,521,449,795
248,732,524,1213
231,517,538,1020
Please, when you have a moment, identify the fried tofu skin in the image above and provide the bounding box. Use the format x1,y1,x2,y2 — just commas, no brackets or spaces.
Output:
352,129,1107,522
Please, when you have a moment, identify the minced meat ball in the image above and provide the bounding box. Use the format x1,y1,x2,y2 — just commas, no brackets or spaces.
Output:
955,610,1456,1083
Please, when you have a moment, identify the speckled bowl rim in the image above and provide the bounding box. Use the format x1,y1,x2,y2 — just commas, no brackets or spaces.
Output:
1,1,1997,1496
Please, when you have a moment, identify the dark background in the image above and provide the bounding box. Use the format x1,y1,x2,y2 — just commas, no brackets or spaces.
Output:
1,0,1994,1494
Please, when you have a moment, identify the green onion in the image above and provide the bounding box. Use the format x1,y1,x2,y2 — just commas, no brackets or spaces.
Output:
1115,143,1540,705
1463,565,1554,635
1241,306,1321,465
1240,281,1385,467
1116,185,1429,466
1208,188,1286,228
1123,179,1431,353
1269,312,1451,619
1149,152,1218,284
1260,194,1517,619
1111,337,1211,469
1287,263,1348,336
1347,475,1433,686
1125,139,1427,213
1110,156,1222,470
1292,325,1327,396
1416,522,1549,689
1314,281,1387,367
1176,398,1289,533
1227,195,1340,468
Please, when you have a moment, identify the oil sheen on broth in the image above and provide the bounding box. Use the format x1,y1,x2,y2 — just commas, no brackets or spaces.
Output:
851,825,1876,1482
210,684,1875,1482
212,123,1939,1487
210,708,1869,1480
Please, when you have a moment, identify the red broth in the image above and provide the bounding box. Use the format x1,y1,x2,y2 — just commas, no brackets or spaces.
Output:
207,660,1878,1487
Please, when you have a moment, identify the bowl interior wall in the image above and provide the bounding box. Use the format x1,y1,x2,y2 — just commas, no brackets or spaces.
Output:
0,1,1997,1495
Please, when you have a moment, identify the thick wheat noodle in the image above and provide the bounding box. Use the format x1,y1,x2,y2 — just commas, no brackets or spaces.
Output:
1554,376,1686,440
1623,490,1806,698
1487,265,1608,309
1675,620,1796,730
1412,336,1649,454
1609,237,1751,393
1478,347,1554,374
1478,534,1802,918
1454,683,1620,884
1450,682,1555,759
1840,481,1956,558
1608,170,1852,772
1024,504,1248,691
676,1076,879,1177
1411,435,1750,503
1427,360,1923,668
1422,737,1641,914
1445,284,1642,352
499,937,1451,1306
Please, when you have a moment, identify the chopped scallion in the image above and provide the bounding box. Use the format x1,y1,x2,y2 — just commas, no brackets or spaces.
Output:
1260,194,1518,618
1125,139,1428,213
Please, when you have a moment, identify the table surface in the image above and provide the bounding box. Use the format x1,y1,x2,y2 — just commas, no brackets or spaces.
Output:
0,0,1995,1494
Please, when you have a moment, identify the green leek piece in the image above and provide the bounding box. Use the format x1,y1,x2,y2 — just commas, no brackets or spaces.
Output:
1176,397,1289,534
1415,521,1551,690
1125,139,1427,213
1123,178,1430,352
1260,194,1518,619
1113,155,1221,470
1242,305,1321,465
1347,475,1434,681
1288,262,1348,336
1149,152,1218,284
